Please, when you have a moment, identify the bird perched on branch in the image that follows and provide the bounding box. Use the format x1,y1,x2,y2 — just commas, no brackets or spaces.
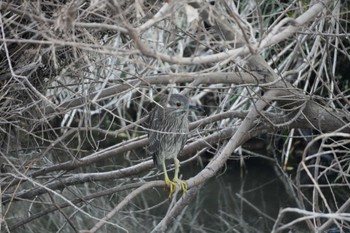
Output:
146,94,192,196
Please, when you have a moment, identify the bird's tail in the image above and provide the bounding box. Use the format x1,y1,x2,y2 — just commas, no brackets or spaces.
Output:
152,153,161,167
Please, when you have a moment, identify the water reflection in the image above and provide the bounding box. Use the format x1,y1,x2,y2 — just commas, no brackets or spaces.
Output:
154,160,293,232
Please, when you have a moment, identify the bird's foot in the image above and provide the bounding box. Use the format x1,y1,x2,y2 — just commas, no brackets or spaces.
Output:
164,177,187,198
173,178,187,194
164,176,177,198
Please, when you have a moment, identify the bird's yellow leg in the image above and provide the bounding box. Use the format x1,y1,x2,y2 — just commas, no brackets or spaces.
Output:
173,158,187,193
163,160,177,196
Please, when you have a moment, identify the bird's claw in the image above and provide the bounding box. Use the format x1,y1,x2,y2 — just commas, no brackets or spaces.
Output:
164,178,187,198
174,178,187,193
164,179,177,194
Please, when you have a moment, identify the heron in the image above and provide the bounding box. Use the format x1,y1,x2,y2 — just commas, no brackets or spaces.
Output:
146,94,192,196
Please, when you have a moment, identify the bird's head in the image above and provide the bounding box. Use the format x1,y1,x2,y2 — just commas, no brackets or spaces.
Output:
165,94,190,113
156,94,202,115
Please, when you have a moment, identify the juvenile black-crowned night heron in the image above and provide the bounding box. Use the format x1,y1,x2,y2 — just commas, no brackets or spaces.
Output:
146,94,191,196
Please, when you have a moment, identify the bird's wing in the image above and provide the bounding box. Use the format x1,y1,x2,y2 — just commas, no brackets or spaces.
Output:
178,122,188,157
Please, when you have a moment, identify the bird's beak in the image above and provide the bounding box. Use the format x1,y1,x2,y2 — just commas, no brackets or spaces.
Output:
189,104,204,113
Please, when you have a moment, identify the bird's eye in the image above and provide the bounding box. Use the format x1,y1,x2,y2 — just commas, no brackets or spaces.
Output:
176,102,181,107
